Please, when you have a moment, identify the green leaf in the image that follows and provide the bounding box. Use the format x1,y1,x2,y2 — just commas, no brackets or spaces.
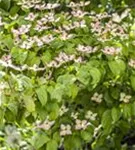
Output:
121,104,132,119
33,132,50,149
101,110,112,134
132,101,135,116
57,74,76,85
11,47,28,64
81,130,93,142
1,35,14,49
64,135,82,150
111,107,121,123
46,140,58,150
89,68,101,87
23,96,35,112
0,0,11,11
36,85,48,106
130,75,135,91
0,108,4,128
51,84,65,102
77,66,91,85
9,5,20,16
108,59,126,76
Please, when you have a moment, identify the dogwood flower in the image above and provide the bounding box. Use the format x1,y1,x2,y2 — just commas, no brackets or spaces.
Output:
60,124,72,136
25,13,37,21
128,59,135,68
71,112,79,120
75,119,90,130
120,93,131,103
91,93,103,103
36,119,55,130
59,105,69,116
85,110,97,121
102,46,121,55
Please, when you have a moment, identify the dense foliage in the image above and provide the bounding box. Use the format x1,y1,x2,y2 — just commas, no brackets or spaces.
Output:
1,0,135,149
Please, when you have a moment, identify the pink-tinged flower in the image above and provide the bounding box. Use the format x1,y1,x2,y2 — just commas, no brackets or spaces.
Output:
25,13,37,21
2,55,12,64
102,46,121,55
77,45,96,54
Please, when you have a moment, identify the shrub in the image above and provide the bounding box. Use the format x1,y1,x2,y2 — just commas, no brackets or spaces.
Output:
0,0,135,149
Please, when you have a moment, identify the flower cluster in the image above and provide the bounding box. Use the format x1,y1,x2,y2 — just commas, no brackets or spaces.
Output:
90,13,128,41
63,20,86,31
17,0,60,10
91,93,103,103
17,35,55,49
47,52,77,68
60,124,72,136
120,93,131,103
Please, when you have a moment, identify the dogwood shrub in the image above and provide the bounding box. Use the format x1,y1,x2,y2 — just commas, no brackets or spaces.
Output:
0,0,135,149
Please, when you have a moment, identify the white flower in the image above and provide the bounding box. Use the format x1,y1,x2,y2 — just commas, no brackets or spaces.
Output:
19,24,31,34
60,124,72,136
37,119,55,130
91,93,103,103
41,35,55,44
85,110,97,121
35,4,46,10
129,59,135,68
0,17,4,26
60,32,74,40
75,119,90,130
74,56,83,63
20,41,33,49
45,3,60,9
67,1,90,8
120,93,131,103
93,124,102,137
59,105,69,116
72,10,89,18
73,20,86,28
71,112,78,119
